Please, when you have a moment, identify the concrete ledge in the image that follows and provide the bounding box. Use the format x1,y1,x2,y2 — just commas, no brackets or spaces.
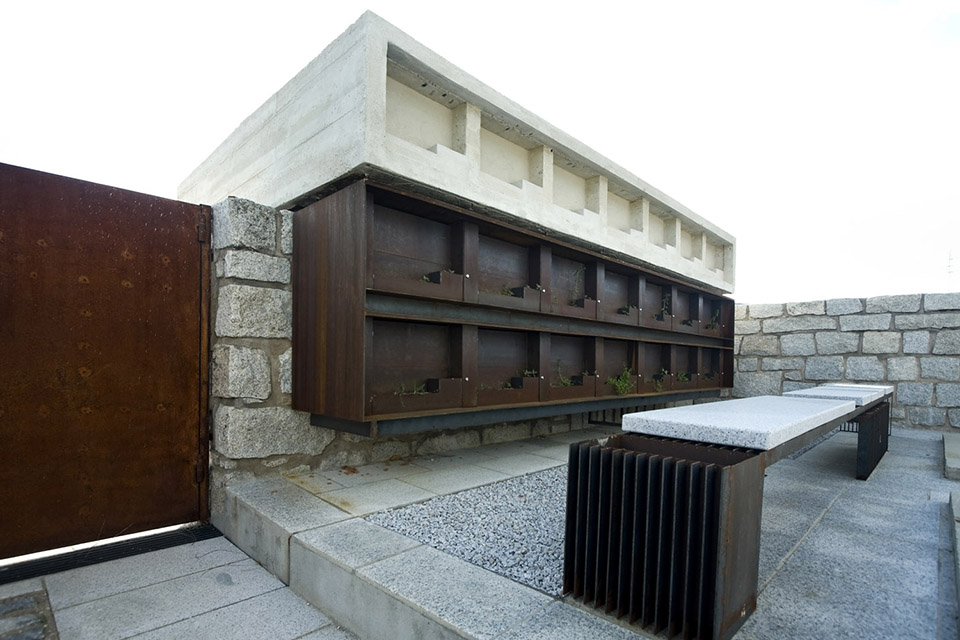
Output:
952,491,960,614
945,434,960,481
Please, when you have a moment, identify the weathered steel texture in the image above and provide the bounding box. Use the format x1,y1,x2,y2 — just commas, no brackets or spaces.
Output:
854,401,889,480
564,434,764,640
0,163,209,560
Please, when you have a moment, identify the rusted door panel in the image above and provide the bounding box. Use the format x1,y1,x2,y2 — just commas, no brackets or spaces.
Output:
0,163,209,559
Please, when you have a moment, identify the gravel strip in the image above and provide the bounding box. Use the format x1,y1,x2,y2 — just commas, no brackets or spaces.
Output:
366,466,567,596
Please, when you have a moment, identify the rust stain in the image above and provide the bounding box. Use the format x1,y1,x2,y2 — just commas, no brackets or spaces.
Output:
78,275,90,284
80,406,93,415
341,465,358,475
162,284,173,293
160,254,171,265
13,253,26,263
29,271,38,279
36,238,48,248
121,249,134,260
78,367,92,378
156,403,166,412
37,405,50,418
77,341,91,350
120,279,134,289
79,309,93,318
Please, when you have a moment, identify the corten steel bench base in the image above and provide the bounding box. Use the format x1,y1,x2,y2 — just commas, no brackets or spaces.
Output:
564,394,890,640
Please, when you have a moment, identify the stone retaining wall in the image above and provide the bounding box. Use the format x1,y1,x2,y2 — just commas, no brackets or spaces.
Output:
734,294,960,429
206,198,589,506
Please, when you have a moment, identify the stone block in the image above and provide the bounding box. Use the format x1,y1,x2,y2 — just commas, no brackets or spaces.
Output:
933,330,960,354
839,314,892,331
733,336,742,355
762,357,804,371
907,406,947,427
865,294,921,313
279,349,292,394
280,210,293,254
920,357,960,381
212,197,276,251
891,405,906,420
732,371,782,398
740,334,779,356
481,421,532,444
747,303,784,319
815,332,859,355
924,293,960,311
784,371,803,381
214,406,335,458
734,320,761,335
825,298,863,315
762,316,836,333
895,313,960,330
738,358,758,372
886,357,918,381
415,430,482,455
211,345,271,400
805,356,844,380
937,384,960,407
781,333,816,356
216,285,292,339
951,409,960,428
845,356,884,381
903,331,931,354
862,331,901,354
786,300,825,316
897,382,934,406
221,250,290,284
734,304,748,321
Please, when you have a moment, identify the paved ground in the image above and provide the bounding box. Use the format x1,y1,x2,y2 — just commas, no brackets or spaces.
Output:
0,426,956,639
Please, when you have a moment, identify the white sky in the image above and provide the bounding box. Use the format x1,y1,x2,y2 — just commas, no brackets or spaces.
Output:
3,0,958,304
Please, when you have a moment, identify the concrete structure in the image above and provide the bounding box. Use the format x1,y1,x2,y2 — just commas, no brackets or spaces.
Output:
180,11,735,294
622,395,856,450
733,294,960,429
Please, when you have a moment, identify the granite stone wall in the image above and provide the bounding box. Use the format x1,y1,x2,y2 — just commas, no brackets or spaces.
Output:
733,294,960,429
206,197,588,498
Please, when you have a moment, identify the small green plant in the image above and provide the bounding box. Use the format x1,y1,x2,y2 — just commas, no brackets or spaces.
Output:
617,304,638,315
654,293,671,321
705,308,721,330
522,369,539,377
534,284,545,292
681,319,694,326
421,274,431,282
395,382,428,396
652,367,669,392
677,371,690,383
607,367,634,396
555,362,573,387
501,286,516,297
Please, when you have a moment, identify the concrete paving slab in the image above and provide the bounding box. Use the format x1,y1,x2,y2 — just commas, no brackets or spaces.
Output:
297,626,360,639
229,477,350,583
359,545,552,640
131,587,334,640
0,578,43,601
622,396,856,450
44,536,247,609
399,464,511,495
944,434,960,480
284,471,346,495
319,479,437,516
818,494,942,546
294,519,421,570
304,460,431,489
408,448,498,470
498,600,646,639
53,558,283,640
471,452,563,476
743,567,938,640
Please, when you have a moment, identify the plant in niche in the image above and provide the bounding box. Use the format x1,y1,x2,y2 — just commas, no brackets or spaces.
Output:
705,371,717,380
501,286,516,297
607,367,634,396
677,371,690,383
652,367,669,392
395,383,428,396
534,284,546,292
617,304,638,315
705,308,721,330
522,369,539,378
654,293,671,321
554,362,574,387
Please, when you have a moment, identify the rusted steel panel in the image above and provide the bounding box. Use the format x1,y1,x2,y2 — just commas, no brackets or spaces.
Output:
0,163,209,559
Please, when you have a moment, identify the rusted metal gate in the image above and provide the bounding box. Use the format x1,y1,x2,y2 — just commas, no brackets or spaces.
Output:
0,163,210,559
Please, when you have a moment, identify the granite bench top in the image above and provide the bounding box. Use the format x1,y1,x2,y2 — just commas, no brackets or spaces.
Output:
621,395,856,450
784,384,890,406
